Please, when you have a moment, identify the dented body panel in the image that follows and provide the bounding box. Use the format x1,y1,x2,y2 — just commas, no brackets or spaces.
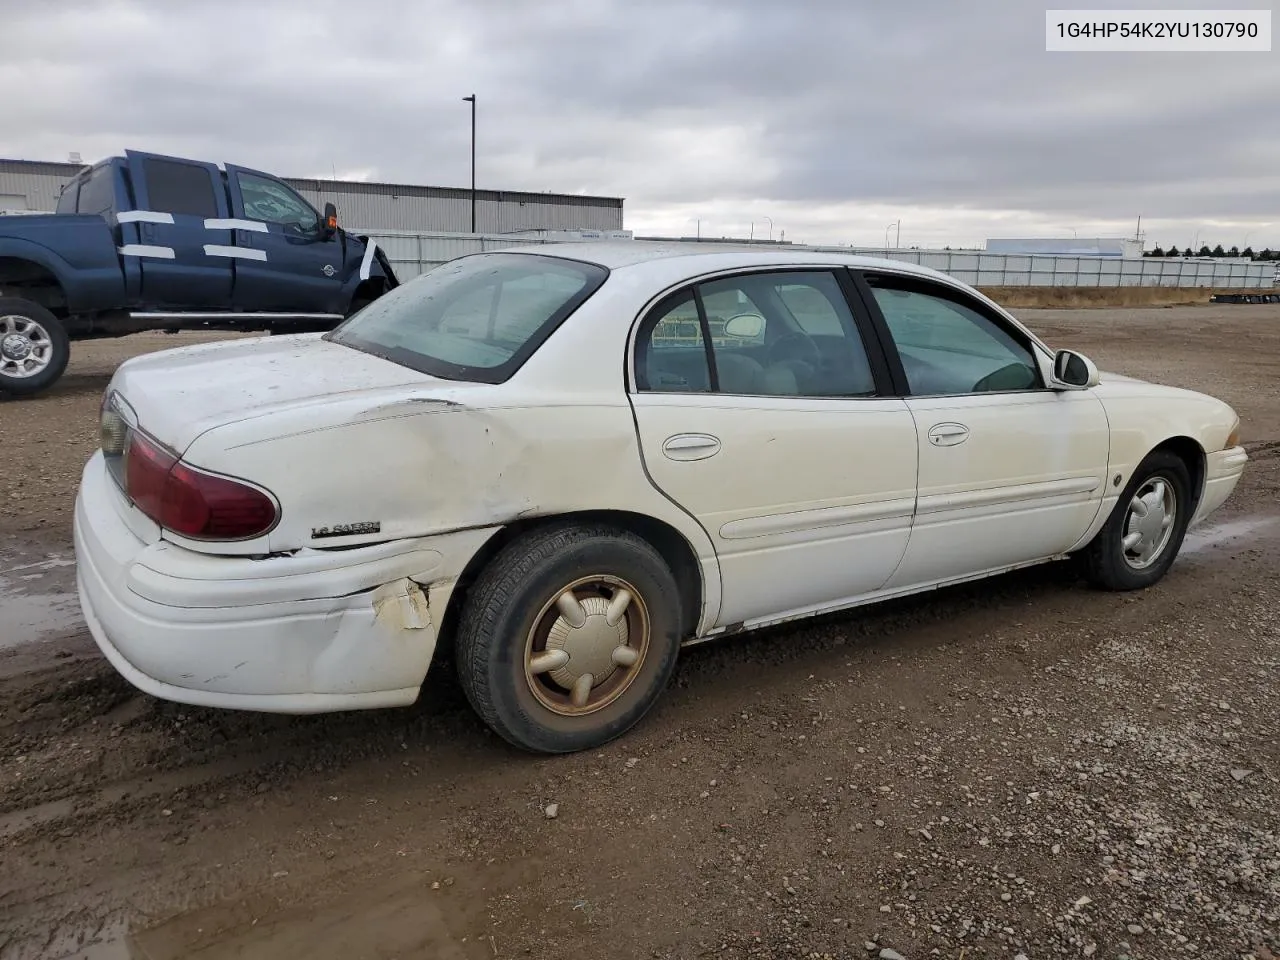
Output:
74,451,494,711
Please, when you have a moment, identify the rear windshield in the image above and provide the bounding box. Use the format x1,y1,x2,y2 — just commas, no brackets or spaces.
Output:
327,253,608,383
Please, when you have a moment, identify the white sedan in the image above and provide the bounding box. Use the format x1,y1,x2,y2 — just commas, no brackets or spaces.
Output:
73,244,1247,753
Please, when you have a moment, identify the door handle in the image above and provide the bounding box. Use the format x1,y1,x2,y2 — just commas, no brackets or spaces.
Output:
927,422,970,447
662,433,721,461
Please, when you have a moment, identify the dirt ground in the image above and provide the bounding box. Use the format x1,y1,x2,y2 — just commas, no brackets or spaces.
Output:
1,306,1278,960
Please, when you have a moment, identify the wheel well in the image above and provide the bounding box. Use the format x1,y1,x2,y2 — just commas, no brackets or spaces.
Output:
433,510,704,657
1153,435,1206,511
0,258,66,314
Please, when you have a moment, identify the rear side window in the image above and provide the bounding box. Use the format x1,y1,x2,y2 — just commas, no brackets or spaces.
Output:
143,159,218,217
56,181,80,214
328,253,607,383
635,292,712,393
76,166,117,216
635,270,878,398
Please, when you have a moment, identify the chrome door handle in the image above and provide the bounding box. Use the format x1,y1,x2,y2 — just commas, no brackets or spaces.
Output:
927,422,970,446
662,433,721,461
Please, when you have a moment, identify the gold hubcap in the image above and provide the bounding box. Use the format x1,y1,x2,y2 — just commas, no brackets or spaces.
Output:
523,576,649,716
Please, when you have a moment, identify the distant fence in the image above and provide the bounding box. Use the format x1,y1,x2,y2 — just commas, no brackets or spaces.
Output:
360,229,1277,289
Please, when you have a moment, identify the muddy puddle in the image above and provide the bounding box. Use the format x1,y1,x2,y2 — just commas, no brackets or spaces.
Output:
0,548,81,648
1182,515,1279,554
53,870,496,960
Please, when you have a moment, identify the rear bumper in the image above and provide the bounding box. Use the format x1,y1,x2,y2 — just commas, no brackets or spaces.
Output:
73,452,492,714
1191,445,1248,526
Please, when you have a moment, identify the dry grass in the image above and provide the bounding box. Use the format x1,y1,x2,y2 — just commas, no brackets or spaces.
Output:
977,286,1258,309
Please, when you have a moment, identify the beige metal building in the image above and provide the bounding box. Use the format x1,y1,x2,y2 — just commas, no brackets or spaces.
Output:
0,157,625,234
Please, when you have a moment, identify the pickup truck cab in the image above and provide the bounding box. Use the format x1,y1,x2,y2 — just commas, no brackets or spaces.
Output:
0,149,398,396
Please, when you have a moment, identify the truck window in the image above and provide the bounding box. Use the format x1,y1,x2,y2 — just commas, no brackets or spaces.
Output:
236,172,319,232
143,159,218,217
76,166,117,216
56,181,80,214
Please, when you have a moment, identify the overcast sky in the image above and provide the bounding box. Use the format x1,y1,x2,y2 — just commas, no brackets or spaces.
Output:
1,0,1277,250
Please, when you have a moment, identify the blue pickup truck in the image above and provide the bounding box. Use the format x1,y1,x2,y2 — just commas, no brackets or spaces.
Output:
0,149,398,396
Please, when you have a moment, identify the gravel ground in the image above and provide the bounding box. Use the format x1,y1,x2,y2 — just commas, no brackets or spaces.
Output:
0,306,1278,960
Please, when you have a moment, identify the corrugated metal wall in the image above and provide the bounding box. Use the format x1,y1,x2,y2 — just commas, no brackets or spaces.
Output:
0,161,84,210
288,179,623,233
0,159,624,232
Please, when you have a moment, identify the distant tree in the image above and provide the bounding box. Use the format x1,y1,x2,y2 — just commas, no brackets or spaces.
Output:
1260,248,1275,260
1198,245,1212,257
1228,245,1240,257
1151,245,1165,257
1211,244,1226,257
1242,246,1255,258
1166,245,1180,257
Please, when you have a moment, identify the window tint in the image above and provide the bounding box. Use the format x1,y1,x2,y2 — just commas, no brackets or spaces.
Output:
868,280,1040,395
56,181,79,215
328,253,606,383
636,293,712,393
237,172,319,232
76,166,116,216
143,159,218,217
777,283,843,335
636,271,877,398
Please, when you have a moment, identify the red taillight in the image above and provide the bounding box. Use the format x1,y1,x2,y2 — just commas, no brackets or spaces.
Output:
124,432,277,539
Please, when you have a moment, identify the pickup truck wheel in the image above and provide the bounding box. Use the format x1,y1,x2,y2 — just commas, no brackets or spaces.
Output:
0,298,70,397
455,524,682,754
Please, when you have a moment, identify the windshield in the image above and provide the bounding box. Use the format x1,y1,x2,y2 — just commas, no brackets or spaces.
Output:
327,253,608,383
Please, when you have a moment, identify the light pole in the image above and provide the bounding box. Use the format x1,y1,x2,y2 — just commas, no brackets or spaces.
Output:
885,220,900,249
763,215,773,241
462,94,476,233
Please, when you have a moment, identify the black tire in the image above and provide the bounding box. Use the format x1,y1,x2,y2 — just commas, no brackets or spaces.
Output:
0,298,70,397
455,523,683,754
1083,450,1193,591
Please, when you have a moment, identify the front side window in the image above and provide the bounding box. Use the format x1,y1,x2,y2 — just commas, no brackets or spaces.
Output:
328,253,607,383
867,277,1041,395
237,172,319,232
635,270,877,398
142,159,218,217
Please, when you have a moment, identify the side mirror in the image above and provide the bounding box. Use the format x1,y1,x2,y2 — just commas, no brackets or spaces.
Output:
323,202,338,237
1050,349,1100,390
723,313,765,339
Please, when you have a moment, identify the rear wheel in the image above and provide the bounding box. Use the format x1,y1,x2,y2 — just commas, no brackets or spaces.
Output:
1083,450,1193,591
0,298,70,397
455,524,683,753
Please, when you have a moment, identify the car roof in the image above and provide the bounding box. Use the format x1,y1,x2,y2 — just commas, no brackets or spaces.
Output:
497,239,953,282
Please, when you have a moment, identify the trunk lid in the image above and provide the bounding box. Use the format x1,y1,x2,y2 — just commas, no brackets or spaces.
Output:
108,333,485,453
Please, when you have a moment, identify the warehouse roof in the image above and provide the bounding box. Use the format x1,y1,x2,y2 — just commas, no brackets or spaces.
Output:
0,157,624,207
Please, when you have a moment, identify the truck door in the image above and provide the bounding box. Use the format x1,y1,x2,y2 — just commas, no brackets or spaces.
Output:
123,150,234,308
224,165,345,315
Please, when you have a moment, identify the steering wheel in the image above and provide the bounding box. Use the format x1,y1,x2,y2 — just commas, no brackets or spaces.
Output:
972,361,1035,393
767,331,822,366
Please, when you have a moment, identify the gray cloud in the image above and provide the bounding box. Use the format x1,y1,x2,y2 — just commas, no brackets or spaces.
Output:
1,0,1277,249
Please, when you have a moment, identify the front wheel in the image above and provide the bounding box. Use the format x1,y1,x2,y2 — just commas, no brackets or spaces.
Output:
455,524,683,754
1083,450,1193,591
0,298,70,397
